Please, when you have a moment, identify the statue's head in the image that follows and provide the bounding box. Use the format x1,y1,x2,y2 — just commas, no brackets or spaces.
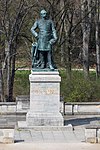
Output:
40,9,47,18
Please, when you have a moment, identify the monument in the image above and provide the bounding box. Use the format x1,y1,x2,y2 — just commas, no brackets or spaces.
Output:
21,9,63,127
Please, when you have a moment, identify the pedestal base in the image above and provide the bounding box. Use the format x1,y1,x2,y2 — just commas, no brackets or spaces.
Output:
25,71,64,126
26,111,63,126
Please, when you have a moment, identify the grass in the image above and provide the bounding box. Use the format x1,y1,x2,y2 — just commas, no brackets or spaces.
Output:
13,69,100,102
14,70,30,97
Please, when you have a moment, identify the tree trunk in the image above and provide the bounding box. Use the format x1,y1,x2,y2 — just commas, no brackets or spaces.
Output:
82,31,89,78
96,0,100,78
65,33,72,80
5,40,11,101
81,0,91,79
60,0,65,65
8,51,16,101
0,69,4,102
64,12,73,80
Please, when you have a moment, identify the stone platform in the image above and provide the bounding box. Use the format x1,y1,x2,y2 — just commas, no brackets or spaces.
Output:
22,71,63,126
26,112,63,126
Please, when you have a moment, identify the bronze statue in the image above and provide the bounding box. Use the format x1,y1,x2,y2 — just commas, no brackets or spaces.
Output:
31,9,57,70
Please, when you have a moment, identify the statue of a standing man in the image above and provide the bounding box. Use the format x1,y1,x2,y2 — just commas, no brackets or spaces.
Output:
31,9,57,70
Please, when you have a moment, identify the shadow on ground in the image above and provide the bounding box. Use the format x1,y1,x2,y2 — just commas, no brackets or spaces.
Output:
14,140,24,143
64,116,100,126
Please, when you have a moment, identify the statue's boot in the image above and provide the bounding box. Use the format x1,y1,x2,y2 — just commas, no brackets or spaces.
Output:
49,64,54,70
39,51,45,69
40,63,45,69
47,51,54,70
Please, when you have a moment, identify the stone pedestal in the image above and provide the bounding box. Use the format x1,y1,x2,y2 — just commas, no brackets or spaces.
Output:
26,71,63,126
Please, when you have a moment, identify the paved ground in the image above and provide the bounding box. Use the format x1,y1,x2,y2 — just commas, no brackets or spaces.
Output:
14,126,85,143
0,143,100,150
0,114,100,149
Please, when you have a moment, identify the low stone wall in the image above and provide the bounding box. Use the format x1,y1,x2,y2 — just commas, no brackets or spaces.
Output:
0,126,15,143
0,96,29,113
0,97,100,115
63,102,100,115
0,102,16,113
16,95,30,111
85,125,100,143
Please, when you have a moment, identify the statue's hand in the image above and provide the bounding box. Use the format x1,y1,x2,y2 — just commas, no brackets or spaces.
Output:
34,32,38,39
49,39,56,45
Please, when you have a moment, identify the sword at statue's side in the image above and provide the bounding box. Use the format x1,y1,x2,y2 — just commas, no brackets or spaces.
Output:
31,42,38,68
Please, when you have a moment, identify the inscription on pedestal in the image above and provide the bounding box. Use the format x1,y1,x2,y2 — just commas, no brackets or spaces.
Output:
31,88,58,95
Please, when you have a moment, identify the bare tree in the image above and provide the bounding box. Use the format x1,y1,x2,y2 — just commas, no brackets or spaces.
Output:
0,0,36,101
57,0,82,79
